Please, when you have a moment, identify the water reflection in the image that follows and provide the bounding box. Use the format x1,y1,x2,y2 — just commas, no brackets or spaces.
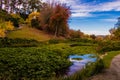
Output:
67,54,97,75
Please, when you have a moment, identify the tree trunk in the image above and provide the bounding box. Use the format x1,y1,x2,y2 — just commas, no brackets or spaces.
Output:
0,0,2,9
54,25,58,38
54,21,59,38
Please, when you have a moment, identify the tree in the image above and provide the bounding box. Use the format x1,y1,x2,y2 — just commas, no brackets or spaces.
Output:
69,29,84,38
110,17,120,40
4,0,9,11
26,11,40,27
0,20,14,37
0,0,3,9
10,0,17,13
28,0,42,12
113,27,120,40
39,2,71,37
90,34,96,40
115,17,120,28
50,4,70,37
39,3,53,31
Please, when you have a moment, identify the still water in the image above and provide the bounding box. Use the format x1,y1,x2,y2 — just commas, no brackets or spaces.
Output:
67,54,97,75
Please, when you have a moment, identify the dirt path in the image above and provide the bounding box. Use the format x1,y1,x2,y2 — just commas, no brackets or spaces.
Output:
89,54,120,80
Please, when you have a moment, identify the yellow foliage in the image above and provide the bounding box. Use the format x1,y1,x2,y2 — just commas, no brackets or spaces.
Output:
0,21,14,37
0,29,5,37
5,21,14,30
26,12,40,25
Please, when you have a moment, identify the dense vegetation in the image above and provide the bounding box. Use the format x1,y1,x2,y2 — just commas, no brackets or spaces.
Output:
0,0,120,80
0,47,71,79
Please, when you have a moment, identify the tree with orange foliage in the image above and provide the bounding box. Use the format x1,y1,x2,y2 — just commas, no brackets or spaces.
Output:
39,2,71,37
50,4,71,37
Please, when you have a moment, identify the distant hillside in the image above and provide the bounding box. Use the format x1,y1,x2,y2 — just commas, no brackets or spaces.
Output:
7,25,54,41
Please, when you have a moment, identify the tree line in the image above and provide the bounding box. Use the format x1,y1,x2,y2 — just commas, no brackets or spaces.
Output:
0,0,85,38
0,0,43,13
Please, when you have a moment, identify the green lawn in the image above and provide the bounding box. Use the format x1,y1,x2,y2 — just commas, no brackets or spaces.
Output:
7,26,53,41
103,51,120,68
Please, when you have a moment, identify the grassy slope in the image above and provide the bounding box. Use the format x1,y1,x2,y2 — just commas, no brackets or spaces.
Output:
103,51,120,68
7,26,53,41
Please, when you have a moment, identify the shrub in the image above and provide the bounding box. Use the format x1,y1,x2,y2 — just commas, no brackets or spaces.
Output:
48,39,67,44
0,21,14,37
31,18,40,29
0,9,12,21
0,47,71,79
97,41,120,53
0,38,40,47
26,12,40,27
10,14,25,24
9,13,25,27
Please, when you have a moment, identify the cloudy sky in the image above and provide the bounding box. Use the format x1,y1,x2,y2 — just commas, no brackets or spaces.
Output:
43,0,120,35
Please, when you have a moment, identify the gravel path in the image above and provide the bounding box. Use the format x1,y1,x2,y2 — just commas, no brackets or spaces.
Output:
89,54,120,80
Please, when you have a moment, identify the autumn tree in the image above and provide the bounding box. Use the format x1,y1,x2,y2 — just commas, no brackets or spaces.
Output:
69,29,84,38
50,4,70,37
90,34,96,40
39,2,71,37
39,3,53,30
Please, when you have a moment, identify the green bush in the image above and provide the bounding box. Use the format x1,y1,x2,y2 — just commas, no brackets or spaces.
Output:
0,9,12,21
49,39,60,44
0,37,40,47
31,19,40,29
69,38,98,44
0,47,71,79
0,9,21,27
97,41,120,53
48,39,67,44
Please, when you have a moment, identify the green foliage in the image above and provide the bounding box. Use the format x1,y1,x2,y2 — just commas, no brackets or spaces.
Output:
113,27,120,40
11,14,25,27
0,9,12,21
0,10,23,27
62,59,104,80
0,47,71,79
97,41,120,53
48,39,67,44
11,14,25,24
31,19,40,28
26,12,40,27
69,38,98,44
103,51,120,68
0,38,40,47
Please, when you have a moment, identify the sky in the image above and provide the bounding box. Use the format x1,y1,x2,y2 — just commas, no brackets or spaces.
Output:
43,0,120,35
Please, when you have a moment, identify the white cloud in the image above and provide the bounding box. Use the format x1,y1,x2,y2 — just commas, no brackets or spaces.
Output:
71,12,92,17
102,19,117,22
42,0,120,17
83,30,110,35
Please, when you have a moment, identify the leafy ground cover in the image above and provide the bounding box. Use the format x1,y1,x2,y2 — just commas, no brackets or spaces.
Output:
0,47,71,79
0,39,98,80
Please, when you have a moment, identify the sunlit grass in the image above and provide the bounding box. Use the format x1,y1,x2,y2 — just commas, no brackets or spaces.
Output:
103,51,120,68
7,26,53,41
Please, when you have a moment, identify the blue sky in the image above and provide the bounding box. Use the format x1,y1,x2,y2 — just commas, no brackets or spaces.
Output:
43,0,120,35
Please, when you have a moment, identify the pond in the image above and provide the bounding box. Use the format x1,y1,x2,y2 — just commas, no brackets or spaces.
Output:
67,54,97,76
